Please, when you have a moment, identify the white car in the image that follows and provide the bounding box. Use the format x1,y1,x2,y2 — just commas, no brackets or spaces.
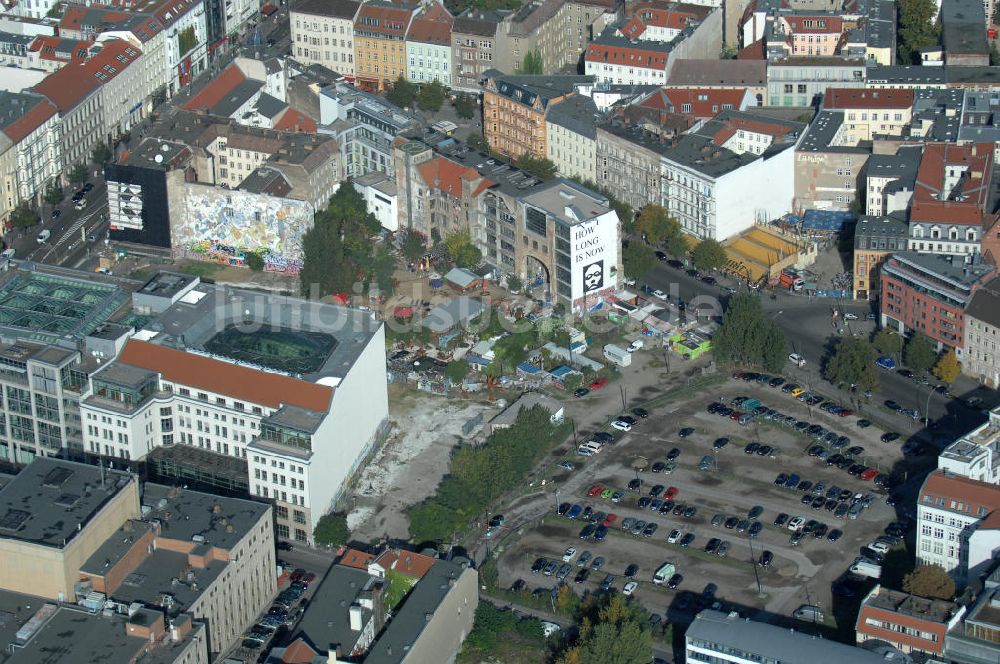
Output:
0,248,13,259
788,352,806,367
844,312,858,320
36,229,50,243
667,529,683,543
868,541,890,555
611,420,632,432
541,621,561,638
628,339,644,352
787,516,805,531
651,289,667,300
562,547,577,562
623,581,638,596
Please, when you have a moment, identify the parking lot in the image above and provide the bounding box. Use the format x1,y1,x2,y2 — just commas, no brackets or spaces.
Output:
495,372,922,633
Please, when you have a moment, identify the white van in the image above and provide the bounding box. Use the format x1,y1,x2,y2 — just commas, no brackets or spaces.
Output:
788,353,806,367
628,339,644,353
36,230,50,243
793,605,825,622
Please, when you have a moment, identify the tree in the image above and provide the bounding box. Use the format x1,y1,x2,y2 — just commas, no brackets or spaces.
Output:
521,50,543,74
634,205,680,245
455,243,482,268
903,565,956,600
933,349,961,384
898,0,940,63
10,202,39,229
514,153,557,180
42,183,63,206
556,594,652,664
454,93,477,119
444,229,481,268
400,229,427,262
824,337,880,393
372,245,396,296
91,142,112,166
444,360,470,383
665,232,690,258
416,79,446,112
386,75,417,109
244,251,264,272
691,238,727,272
713,293,790,371
312,511,349,546
623,242,656,279
873,328,903,356
506,274,523,292
69,163,88,186
904,332,937,373
991,41,1000,66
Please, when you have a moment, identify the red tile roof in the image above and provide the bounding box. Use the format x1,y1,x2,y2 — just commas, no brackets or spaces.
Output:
183,63,246,112
1,96,57,144
355,2,415,38
920,470,1000,519
618,17,647,39
278,638,320,664
856,603,948,654
585,43,668,69
406,0,452,45
273,108,318,133
641,87,747,119
32,39,140,112
712,115,795,145
29,35,90,64
911,143,994,226
339,548,375,569
373,549,437,579
824,87,914,110
625,4,704,30
117,339,334,412
415,156,480,196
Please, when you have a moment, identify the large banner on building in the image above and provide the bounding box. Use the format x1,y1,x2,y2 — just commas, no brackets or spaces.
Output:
570,210,619,304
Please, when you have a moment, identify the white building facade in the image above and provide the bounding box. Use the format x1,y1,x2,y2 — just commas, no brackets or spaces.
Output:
290,0,360,79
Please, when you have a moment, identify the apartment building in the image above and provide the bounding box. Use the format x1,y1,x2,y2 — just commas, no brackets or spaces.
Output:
794,111,869,213
769,14,845,58
400,153,485,242
319,82,419,178
666,58,766,105
963,277,1000,388
881,253,994,356
907,143,993,257
767,57,866,107
354,1,416,92
30,60,101,172
498,0,616,76
856,586,963,659
546,95,598,182
584,33,672,86
450,9,502,93
945,579,1000,664
482,72,594,160
852,214,908,300
941,0,989,66
865,146,921,216
406,1,452,86
938,404,1000,482
80,273,388,544
596,120,670,212
290,0,360,80
686,610,898,664
822,88,914,142
917,469,1000,586
636,87,755,122
183,61,310,132
0,90,59,223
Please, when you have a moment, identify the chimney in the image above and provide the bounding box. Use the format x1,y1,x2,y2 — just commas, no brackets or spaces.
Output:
328,645,343,663
349,605,364,631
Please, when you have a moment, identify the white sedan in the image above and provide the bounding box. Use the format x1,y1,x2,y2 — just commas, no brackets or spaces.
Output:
611,420,632,432
623,581,638,596
652,289,667,300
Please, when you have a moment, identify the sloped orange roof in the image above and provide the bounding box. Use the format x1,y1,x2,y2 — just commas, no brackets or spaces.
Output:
586,43,668,69
373,549,437,579
415,156,480,196
406,0,452,45
786,15,843,34
32,40,141,112
2,96,56,144
824,88,914,110
117,339,334,412
642,88,747,119
618,16,647,39
184,63,246,112
921,470,1000,520
274,108,318,133
279,637,320,664
339,548,375,569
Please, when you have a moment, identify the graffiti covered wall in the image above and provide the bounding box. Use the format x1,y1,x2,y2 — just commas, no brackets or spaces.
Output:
175,184,314,273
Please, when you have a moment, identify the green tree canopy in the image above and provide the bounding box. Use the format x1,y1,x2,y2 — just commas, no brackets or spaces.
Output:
556,594,653,664
904,332,937,373
42,183,63,206
691,238,727,272
898,0,941,63
521,50,543,74
506,274,523,292
622,242,656,279
514,153,557,180
444,359,470,383
386,75,417,108
91,142,112,166
69,163,88,185
873,328,903,356
933,349,961,384
245,251,264,272
903,564,956,600
453,93,477,119
416,79,446,111
635,205,680,245
399,229,427,262
10,202,39,229
444,229,481,268
312,511,350,546
665,232,690,257
712,293,788,372
824,336,880,392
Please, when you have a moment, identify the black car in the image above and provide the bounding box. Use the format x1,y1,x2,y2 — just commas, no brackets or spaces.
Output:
724,516,739,529
558,502,571,515
713,437,729,450
624,564,639,578
667,259,684,269
82,182,94,193
885,400,902,412
759,550,773,567
744,442,760,454
651,461,666,473
619,415,638,426
881,432,900,443
632,407,649,418
50,209,61,220
666,447,681,460
774,472,788,486
704,538,720,554
655,251,668,261
769,377,786,388
532,558,547,573
574,388,590,397
667,573,683,588
593,432,614,445
686,269,698,277
773,513,788,526
574,568,590,584
701,276,716,285
897,369,914,379
756,445,773,457
678,428,695,438
857,419,872,428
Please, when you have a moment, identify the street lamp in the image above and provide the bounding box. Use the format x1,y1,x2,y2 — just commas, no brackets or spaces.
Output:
747,532,762,594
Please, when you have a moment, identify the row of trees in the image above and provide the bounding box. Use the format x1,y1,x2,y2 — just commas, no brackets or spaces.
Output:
406,405,571,544
10,143,112,230
555,594,654,664
624,205,727,278
824,328,962,393
299,184,394,298
713,292,789,372
386,76,449,112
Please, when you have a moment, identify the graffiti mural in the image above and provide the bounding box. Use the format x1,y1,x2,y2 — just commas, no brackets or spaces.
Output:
176,184,313,273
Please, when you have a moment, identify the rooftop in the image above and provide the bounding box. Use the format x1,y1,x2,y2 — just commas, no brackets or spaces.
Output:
0,458,133,549
141,482,269,551
291,0,360,19
883,252,995,290
486,71,595,109
293,564,380,654
666,58,766,86
941,0,988,56
866,145,921,182
920,469,1000,520
854,214,909,246
797,110,846,151
687,610,896,664
965,275,1000,329
824,88,914,110
0,91,55,144
965,585,1000,628
520,179,612,226
120,138,192,171
864,586,960,624
546,94,599,140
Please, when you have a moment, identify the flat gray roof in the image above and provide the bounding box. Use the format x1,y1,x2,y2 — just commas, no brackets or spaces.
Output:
80,520,154,576
686,610,899,664
798,110,845,151
293,565,378,652
0,458,133,549
521,179,611,227
141,483,268,551
103,547,225,618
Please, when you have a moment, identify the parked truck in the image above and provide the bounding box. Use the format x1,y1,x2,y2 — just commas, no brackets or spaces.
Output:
603,344,632,367
849,557,882,579
779,268,805,291
652,562,676,585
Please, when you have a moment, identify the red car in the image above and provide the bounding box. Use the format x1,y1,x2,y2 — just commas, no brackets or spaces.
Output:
603,513,618,527
859,468,878,481
588,484,605,497
300,572,317,586
839,409,855,417
589,378,608,390
729,411,742,421
290,568,306,582
664,486,679,499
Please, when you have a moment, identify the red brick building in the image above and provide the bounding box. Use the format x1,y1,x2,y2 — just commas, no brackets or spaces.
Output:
880,252,995,356
856,585,962,659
